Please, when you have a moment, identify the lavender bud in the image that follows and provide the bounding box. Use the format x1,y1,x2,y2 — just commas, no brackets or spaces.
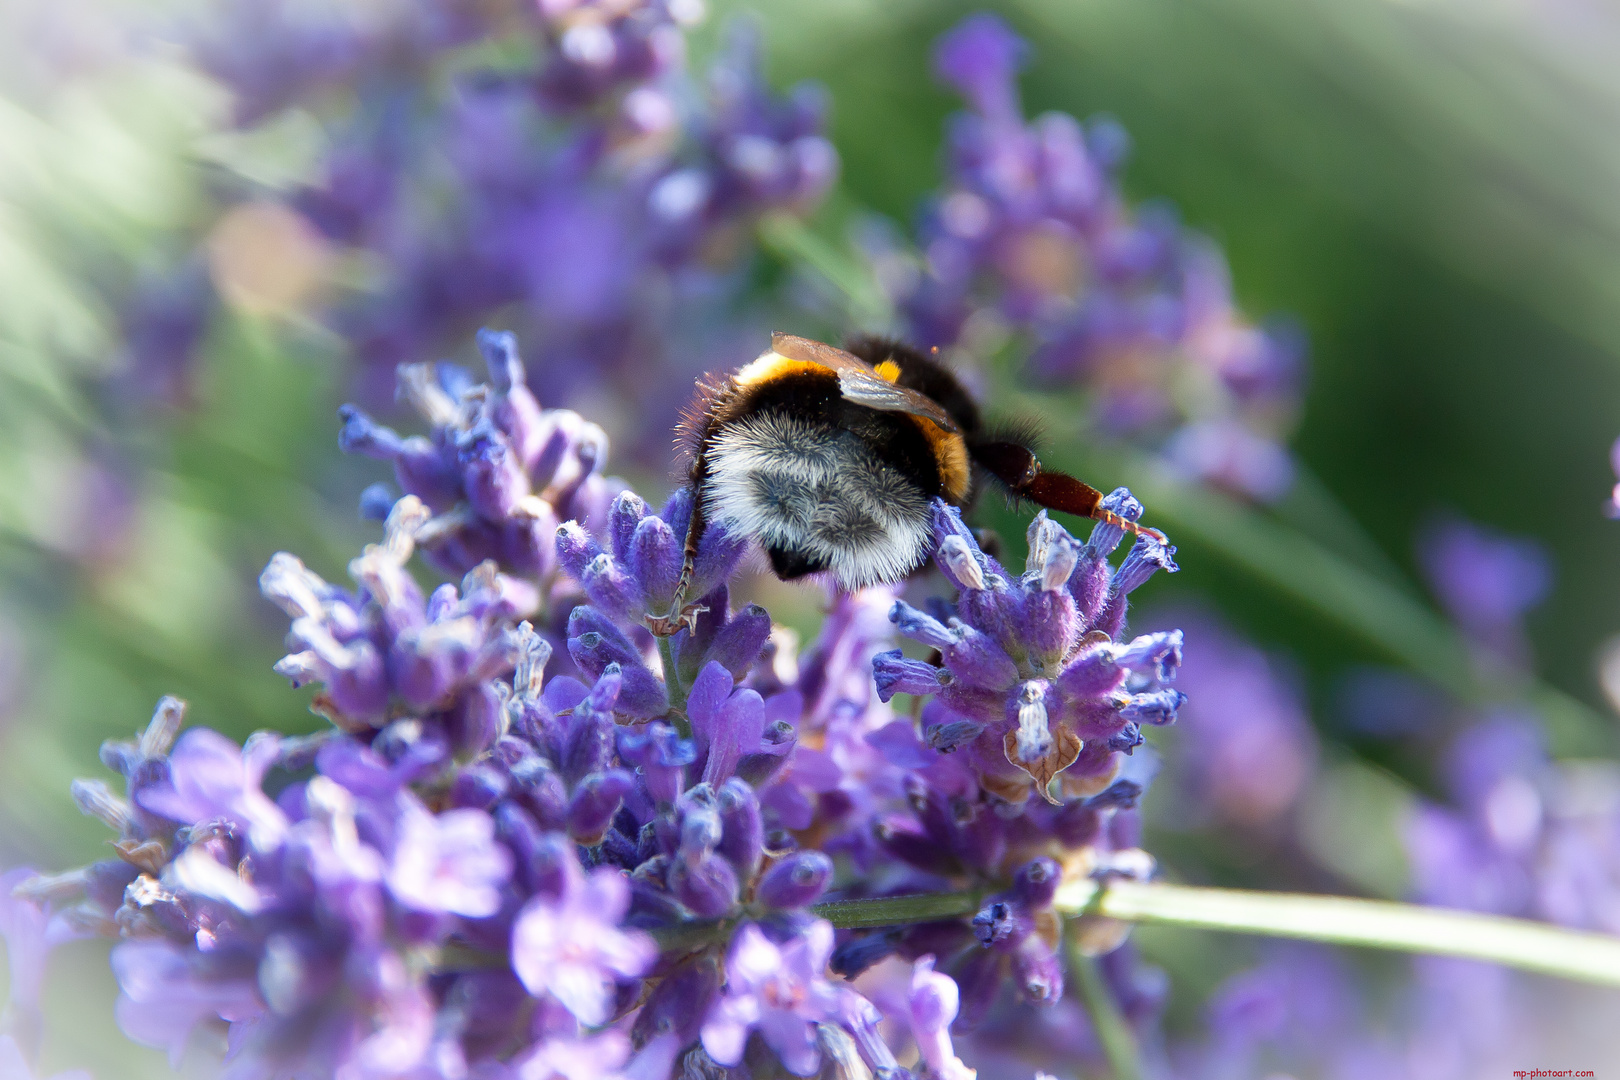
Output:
1113,630,1184,683
872,651,949,702
582,552,643,622
830,931,900,979
1012,682,1054,764
630,514,683,611
1086,488,1141,556
890,601,956,650
139,696,187,760
358,482,396,521
633,955,721,1045
707,604,773,678
451,764,509,810
756,851,833,909
937,535,987,591
71,779,136,834
941,624,1019,690
1111,535,1179,596
925,716,984,753
671,853,739,917
1012,938,1064,1002
618,722,694,807
568,769,634,845
1029,520,1079,592
972,901,1013,946
556,521,602,581
717,778,764,881
609,489,650,563
1120,689,1185,725
457,422,530,520
1012,857,1061,909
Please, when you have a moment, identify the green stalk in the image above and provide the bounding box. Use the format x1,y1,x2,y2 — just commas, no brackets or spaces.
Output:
1054,878,1620,986
811,890,984,928
1067,928,1143,1080
804,881,1620,987
439,882,1620,989
658,635,692,739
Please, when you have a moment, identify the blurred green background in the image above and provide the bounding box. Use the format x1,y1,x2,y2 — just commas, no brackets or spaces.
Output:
6,0,1620,1073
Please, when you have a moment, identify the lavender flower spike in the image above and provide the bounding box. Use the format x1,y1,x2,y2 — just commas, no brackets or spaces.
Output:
888,499,1180,802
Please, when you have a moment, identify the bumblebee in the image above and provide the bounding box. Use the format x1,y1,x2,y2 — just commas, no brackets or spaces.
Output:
650,332,1162,634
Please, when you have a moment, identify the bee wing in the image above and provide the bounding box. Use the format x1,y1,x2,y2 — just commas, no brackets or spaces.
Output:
770,332,960,433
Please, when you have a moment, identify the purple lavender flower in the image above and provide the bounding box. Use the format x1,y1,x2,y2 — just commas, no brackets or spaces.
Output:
885,13,1305,501
908,956,975,1080
340,332,621,579
387,796,512,917
555,486,746,632
701,920,845,1077
136,726,288,849
261,497,529,750
1152,608,1317,829
1416,514,1551,673
39,327,1212,1079
170,0,838,436
876,497,1181,802
0,868,60,1060
511,843,657,1027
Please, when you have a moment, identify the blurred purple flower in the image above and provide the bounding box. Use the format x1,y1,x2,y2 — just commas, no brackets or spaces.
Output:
701,920,844,1077
1416,514,1551,672
0,1034,91,1080
883,13,1305,501
511,845,657,1026
1155,608,1317,829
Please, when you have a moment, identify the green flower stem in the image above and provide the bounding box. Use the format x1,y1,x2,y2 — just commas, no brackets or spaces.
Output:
807,881,1620,987
1066,926,1143,1080
811,890,985,928
443,882,1620,989
1056,878,1620,986
658,635,692,739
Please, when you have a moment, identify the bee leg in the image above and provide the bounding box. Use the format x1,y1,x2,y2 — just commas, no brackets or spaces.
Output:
646,487,710,638
971,441,1165,542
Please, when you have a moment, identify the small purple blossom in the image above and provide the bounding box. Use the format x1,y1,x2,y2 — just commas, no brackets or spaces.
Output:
701,920,844,1077
512,846,657,1026
1416,514,1551,672
909,956,974,1080
387,796,511,917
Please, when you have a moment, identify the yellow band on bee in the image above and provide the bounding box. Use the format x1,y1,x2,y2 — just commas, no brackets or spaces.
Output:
733,350,828,387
